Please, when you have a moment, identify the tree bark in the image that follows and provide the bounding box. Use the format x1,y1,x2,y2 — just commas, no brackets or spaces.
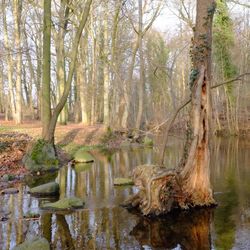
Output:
135,0,145,130
2,0,16,121
13,0,23,124
103,5,110,127
43,0,92,143
41,0,52,138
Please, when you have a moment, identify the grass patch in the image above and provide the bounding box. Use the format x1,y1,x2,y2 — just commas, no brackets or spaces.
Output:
58,142,103,156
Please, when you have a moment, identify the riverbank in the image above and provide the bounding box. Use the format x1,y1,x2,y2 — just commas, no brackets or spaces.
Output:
0,121,149,187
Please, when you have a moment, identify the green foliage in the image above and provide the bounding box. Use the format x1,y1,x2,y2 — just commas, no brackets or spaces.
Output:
143,136,154,147
214,171,238,250
146,30,169,103
189,68,199,88
213,0,237,98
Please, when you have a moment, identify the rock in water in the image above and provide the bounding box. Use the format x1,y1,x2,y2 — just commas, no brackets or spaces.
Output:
114,178,134,186
74,163,92,173
13,237,50,250
74,149,94,163
29,182,59,196
41,197,84,211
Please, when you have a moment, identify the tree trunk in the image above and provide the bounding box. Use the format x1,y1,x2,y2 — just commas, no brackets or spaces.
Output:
103,6,110,127
135,0,145,130
43,0,92,143
2,0,16,121
121,39,139,129
41,0,52,139
124,0,216,216
13,0,23,124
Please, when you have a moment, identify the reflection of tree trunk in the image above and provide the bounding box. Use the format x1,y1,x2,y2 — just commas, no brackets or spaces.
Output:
41,213,52,243
131,209,213,250
56,214,75,250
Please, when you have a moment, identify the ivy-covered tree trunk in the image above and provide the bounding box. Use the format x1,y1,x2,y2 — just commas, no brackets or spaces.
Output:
124,0,216,216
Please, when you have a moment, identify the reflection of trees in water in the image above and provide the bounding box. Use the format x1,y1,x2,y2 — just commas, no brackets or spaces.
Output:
210,138,250,249
131,209,213,250
214,173,238,250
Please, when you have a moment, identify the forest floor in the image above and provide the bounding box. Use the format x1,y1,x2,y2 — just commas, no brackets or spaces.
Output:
0,118,128,188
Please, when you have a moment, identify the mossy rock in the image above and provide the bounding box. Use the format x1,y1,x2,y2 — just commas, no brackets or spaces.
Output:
143,136,153,147
114,178,134,186
25,171,58,188
41,197,84,211
23,139,59,172
74,163,92,173
13,237,50,250
74,149,94,163
29,182,59,197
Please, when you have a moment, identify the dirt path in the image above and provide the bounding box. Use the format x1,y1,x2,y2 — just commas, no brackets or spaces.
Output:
0,120,110,183
0,120,106,145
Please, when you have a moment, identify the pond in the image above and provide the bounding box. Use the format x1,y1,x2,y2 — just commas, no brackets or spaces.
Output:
0,137,250,250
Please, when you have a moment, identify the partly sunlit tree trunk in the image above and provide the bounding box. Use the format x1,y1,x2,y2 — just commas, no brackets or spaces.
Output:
124,0,216,216
135,0,145,130
41,0,52,139
13,0,23,124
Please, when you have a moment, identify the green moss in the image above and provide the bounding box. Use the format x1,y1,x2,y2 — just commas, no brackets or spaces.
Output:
29,182,59,196
114,178,134,186
74,163,92,173
13,237,50,250
23,139,59,172
189,68,199,88
60,142,102,157
41,197,84,211
143,136,153,147
74,149,94,163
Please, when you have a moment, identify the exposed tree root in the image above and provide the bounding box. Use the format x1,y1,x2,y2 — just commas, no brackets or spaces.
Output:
123,165,216,216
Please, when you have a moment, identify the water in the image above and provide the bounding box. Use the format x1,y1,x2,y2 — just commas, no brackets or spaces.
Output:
0,137,250,250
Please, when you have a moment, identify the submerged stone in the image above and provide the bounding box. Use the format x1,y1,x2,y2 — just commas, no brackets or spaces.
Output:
23,139,59,172
29,182,59,196
74,163,92,173
13,237,50,250
1,187,19,195
41,197,84,211
74,149,94,163
25,171,58,188
114,178,134,186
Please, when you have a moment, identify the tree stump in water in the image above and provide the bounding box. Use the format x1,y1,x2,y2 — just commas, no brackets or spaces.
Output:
123,164,215,216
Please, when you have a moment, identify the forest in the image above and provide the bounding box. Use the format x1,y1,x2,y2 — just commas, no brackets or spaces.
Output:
0,0,250,249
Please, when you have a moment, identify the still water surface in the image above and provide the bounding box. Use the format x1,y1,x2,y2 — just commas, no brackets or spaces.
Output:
0,137,250,250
